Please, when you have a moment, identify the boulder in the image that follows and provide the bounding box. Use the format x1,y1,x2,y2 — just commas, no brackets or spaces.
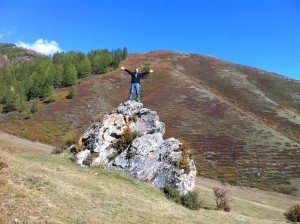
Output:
76,101,196,194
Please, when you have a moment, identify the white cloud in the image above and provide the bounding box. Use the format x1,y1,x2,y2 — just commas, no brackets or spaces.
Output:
16,38,62,55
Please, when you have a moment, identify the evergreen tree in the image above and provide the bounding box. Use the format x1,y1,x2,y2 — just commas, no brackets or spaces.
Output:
141,63,151,79
14,83,26,112
30,100,39,113
111,54,121,69
15,94,26,112
28,71,43,99
88,49,112,74
41,82,54,101
53,52,66,64
23,107,32,119
67,86,77,99
122,47,128,60
75,53,91,78
62,63,77,87
50,65,63,88
3,86,17,113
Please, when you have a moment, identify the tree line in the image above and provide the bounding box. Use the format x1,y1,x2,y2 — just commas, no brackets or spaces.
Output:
0,47,128,114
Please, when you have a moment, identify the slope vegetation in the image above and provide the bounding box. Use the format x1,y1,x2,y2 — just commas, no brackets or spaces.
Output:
1,50,299,195
1,132,299,223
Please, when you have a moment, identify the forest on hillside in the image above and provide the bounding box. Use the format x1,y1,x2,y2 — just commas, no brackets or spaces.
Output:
0,44,128,115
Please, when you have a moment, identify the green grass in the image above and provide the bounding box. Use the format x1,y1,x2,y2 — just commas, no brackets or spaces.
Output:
0,133,233,224
2,132,299,223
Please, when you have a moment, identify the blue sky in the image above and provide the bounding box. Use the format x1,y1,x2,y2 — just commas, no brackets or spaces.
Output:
0,0,300,80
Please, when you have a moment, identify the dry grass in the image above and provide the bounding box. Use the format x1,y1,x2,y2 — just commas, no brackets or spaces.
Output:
1,133,299,223
0,133,235,224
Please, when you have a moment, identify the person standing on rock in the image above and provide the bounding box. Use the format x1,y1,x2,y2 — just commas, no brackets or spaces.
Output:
121,66,154,103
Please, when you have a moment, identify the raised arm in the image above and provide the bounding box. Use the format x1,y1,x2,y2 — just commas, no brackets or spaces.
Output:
121,67,134,75
141,69,154,77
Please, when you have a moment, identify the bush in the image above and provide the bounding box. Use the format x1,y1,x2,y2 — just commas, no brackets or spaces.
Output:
114,126,139,154
180,191,202,210
51,146,64,154
285,204,300,222
23,108,32,119
175,141,194,173
141,63,151,79
213,187,231,212
66,86,76,99
163,184,181,204
30,100,39,114
61,132,80,147
83,153,98,166
0,160,8,170
163,184,202,210
94,114,104,122
107,151,119,161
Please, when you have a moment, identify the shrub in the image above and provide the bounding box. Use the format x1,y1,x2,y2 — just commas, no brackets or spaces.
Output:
61,132,80,147
30,100,39,113
175,141,194,173
23,108,32,119
128,115,138,122
163,184,202,210
66,86,76,99
107,151,119,161
114,126,139,154
285,204,300,222
126,151,137,159
0,160,8,170
163,184,181,204
94,114,104,122
51,147,64,154
213,187,231,212
141,63,151,79
83,153,98,166
180,191,202,210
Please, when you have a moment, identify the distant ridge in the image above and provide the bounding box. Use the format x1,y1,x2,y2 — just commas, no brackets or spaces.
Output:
0,43,43,67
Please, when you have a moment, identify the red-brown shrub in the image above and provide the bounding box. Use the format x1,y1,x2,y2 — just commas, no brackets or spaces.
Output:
213,187,231,212
285,204,300,222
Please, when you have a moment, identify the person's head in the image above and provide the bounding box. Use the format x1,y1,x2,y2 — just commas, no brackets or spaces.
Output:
135,68,139,73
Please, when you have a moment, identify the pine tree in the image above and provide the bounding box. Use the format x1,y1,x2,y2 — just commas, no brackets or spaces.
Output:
50,65,63,88
3,86,17,113
76,54,91,78
88,49,112,74
23,107,32,119
30,100,39,113
122,47,128,60
67,86,77,99
62,63,77,87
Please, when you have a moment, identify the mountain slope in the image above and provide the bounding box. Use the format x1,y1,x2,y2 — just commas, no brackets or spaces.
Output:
1,132,298,223
0,50,299,195
0,43,42,66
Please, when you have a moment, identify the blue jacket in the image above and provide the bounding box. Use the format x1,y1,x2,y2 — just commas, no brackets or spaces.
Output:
125,69,150,83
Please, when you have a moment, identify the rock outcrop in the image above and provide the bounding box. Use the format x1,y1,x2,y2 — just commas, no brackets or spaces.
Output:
75,101,196,194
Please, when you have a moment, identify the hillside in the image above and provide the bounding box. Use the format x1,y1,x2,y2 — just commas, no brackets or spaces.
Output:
0,43,42,66
1,132,299,223
0,50,299,195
